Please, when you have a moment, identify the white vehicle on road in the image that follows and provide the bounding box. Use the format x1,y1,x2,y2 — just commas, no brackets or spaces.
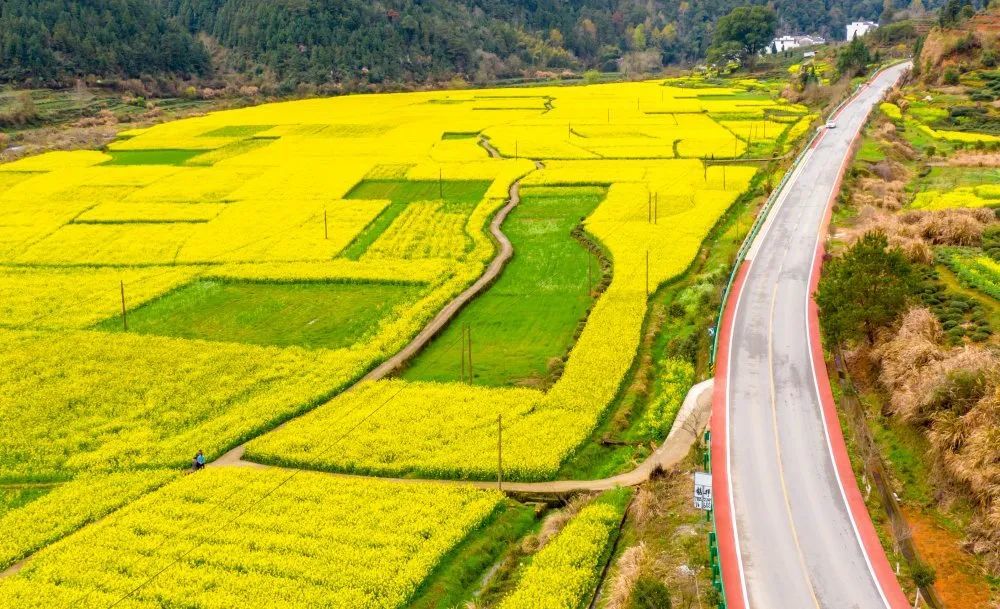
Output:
714,61,912,609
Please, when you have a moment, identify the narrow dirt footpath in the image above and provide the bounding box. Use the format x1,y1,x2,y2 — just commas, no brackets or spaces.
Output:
361,181,521,382
216,380,714,494
214,158,712,492
215,172,530,466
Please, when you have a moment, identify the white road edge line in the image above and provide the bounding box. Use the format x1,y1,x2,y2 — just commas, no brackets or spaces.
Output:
745,146,815,261
803,71,896,609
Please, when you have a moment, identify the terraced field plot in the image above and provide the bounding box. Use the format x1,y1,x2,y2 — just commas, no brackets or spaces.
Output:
0,76,805,607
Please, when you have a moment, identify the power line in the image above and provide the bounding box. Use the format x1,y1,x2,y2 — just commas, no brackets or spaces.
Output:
68,326,467,609
61,154,724,608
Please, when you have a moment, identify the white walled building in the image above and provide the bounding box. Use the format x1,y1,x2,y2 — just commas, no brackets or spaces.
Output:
765,35,826,54
846,21,879,40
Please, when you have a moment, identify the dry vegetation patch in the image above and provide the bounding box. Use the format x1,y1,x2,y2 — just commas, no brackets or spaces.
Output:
846,206,995,263
871,308,1000,574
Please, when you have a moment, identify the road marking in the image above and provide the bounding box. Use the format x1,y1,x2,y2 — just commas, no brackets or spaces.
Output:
722,64,910,609
803,69,900,609
768,279,823,609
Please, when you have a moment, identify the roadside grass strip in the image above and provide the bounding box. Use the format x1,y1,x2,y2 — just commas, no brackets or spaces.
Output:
0,469,502,609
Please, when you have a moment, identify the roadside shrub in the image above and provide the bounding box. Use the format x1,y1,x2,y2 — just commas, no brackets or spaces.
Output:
943,68,960,85
630,577,671,609
911,561,937,588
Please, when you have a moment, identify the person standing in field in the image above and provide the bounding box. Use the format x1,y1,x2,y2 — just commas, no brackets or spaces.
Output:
193,449,205,471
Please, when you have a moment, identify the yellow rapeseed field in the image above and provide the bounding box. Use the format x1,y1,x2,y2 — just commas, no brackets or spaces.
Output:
1,78,779,482
0,75,805,605
0,469,502,609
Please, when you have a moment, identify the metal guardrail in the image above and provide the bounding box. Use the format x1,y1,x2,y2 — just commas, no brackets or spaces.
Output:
708,60,907,368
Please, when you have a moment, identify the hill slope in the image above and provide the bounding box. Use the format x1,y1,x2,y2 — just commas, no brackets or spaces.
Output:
0,0,209,85
0,0,952,87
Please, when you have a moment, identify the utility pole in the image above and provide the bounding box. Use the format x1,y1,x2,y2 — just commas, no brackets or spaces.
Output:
324,209,328,240
120,280,128,331
497,413,503,491
461,325,466,382
467,324,473,383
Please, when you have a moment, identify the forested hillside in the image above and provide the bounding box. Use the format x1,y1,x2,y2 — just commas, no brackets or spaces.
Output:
0,0,209,85
0,0,954,88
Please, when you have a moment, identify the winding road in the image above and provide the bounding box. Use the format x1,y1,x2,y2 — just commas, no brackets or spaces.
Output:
712,63,912,609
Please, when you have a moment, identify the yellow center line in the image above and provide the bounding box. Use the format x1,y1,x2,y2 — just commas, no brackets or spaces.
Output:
769,276,823,609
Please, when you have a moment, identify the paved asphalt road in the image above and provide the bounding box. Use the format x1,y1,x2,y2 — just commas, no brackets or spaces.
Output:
725,62,910,609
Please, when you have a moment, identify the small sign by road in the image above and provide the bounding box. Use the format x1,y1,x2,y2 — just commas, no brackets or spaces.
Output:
694,471,713,511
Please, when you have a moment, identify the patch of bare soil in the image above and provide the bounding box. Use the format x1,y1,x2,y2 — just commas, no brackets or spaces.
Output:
903,507,995,609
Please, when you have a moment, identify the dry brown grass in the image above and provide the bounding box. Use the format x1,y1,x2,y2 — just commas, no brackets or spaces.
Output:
913,208,994,246
853,178,908,210
943,151,1000,167
604,543,647,609
631,485,657,525
845,206,994,261
873,308,1000,574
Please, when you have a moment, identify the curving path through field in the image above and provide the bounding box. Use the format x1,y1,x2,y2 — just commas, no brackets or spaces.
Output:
215,156,713,490
360,180,522,382
217,162,546,466
216,380,714,492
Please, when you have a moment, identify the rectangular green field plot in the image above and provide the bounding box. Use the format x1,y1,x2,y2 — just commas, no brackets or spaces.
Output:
402,185,607,386
96,280,424,349
199,125,275,138
101,149,206,166
340,179,490,260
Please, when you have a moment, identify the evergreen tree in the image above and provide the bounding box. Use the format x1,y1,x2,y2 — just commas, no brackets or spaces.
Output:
816,232,918,346
707,5,778,70
837,36,873,77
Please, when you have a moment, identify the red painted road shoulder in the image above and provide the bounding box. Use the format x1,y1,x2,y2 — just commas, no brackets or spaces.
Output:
807,128,911,609
711,260,751,609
